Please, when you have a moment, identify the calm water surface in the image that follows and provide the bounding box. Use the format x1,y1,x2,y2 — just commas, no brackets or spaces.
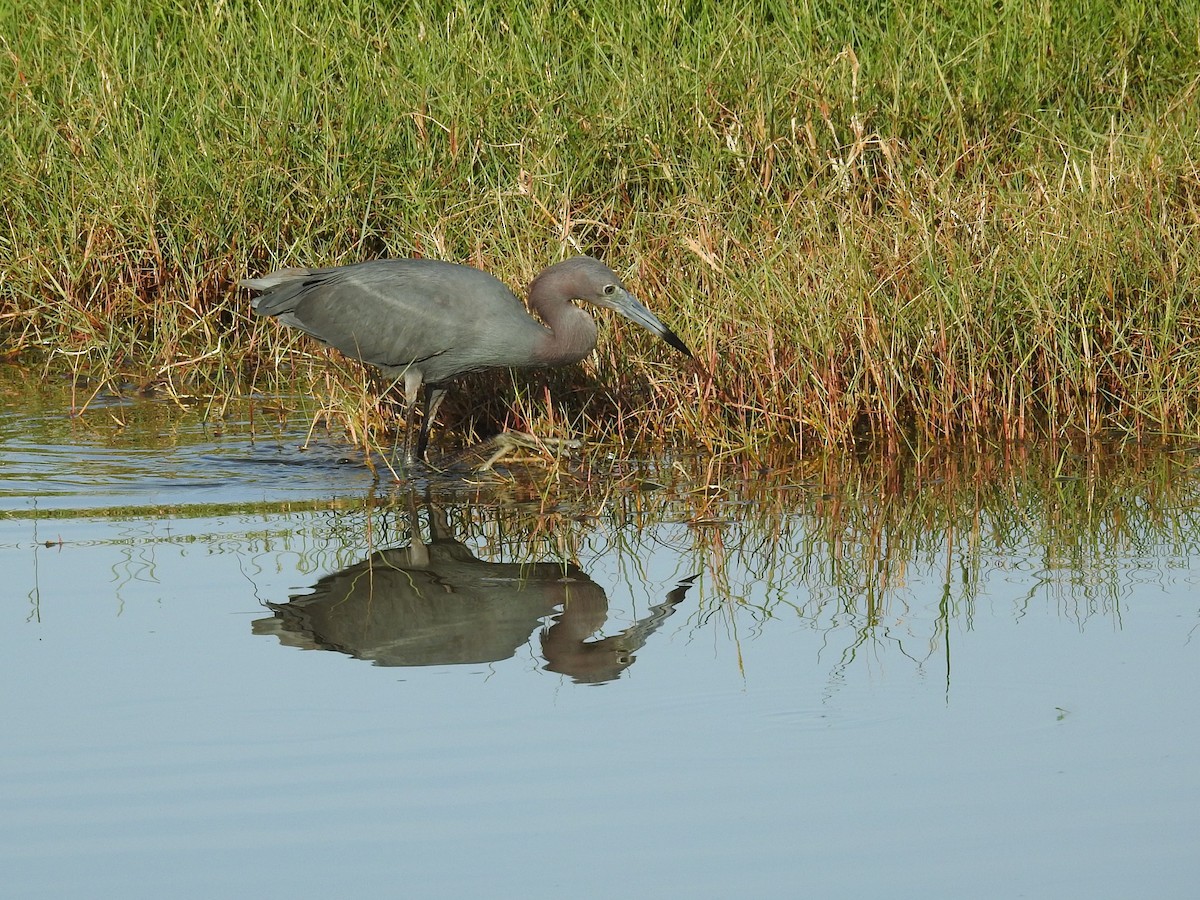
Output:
2,373,1198,898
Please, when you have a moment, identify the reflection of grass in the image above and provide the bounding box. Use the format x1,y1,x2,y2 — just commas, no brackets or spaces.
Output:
3,3,1198,452
14,405,1200,603
675,443,1200,644
314,444,1200,674
9,416,1198,674
9,365,1198,612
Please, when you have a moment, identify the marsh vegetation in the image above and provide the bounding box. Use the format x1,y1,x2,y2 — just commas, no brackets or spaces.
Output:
3,1,1198,454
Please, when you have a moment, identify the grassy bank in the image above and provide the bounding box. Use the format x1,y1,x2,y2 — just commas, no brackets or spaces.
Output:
2,0,1198,453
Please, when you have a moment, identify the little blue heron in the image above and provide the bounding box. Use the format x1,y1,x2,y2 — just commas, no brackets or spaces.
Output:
242,255,692,462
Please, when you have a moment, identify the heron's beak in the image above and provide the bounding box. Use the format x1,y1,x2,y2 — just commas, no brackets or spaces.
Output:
608,289,693,357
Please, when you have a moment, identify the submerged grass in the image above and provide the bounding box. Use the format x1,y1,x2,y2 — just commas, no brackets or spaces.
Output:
2,0,1199,454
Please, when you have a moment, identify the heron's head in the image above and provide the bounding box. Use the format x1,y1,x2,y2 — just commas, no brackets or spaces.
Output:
535,257,693,357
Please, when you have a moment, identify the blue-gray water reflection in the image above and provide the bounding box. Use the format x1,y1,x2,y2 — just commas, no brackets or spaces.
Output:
254,499,696,683
2,376,1199,897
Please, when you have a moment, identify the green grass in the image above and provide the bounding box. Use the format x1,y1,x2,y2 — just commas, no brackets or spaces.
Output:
2,0,1198,453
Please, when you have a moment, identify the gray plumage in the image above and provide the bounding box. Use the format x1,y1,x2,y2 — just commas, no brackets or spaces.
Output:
241,255,691,462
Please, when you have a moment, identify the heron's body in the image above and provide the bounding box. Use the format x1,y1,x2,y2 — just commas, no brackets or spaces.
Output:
242,255,690,463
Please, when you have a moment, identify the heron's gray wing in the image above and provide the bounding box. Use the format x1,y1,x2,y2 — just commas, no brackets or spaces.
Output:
248,260,540,377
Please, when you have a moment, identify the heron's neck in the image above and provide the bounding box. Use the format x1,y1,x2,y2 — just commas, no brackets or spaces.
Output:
528,279,598,367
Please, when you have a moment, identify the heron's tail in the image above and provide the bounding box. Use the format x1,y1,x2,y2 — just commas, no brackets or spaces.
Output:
239,266,314,292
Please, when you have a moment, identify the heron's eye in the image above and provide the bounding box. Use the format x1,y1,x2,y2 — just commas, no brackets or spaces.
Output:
602,284,617,296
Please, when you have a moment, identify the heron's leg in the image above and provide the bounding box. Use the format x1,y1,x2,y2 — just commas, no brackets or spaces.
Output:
416,383,447,462
401,370,423,465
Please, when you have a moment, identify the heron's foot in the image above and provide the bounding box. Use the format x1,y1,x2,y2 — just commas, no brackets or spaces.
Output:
435,431,582,472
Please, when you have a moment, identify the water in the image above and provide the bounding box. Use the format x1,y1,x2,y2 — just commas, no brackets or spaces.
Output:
2,370,1198,898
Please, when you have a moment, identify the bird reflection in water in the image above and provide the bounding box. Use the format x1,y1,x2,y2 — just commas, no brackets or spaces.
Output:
252,501,696,684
